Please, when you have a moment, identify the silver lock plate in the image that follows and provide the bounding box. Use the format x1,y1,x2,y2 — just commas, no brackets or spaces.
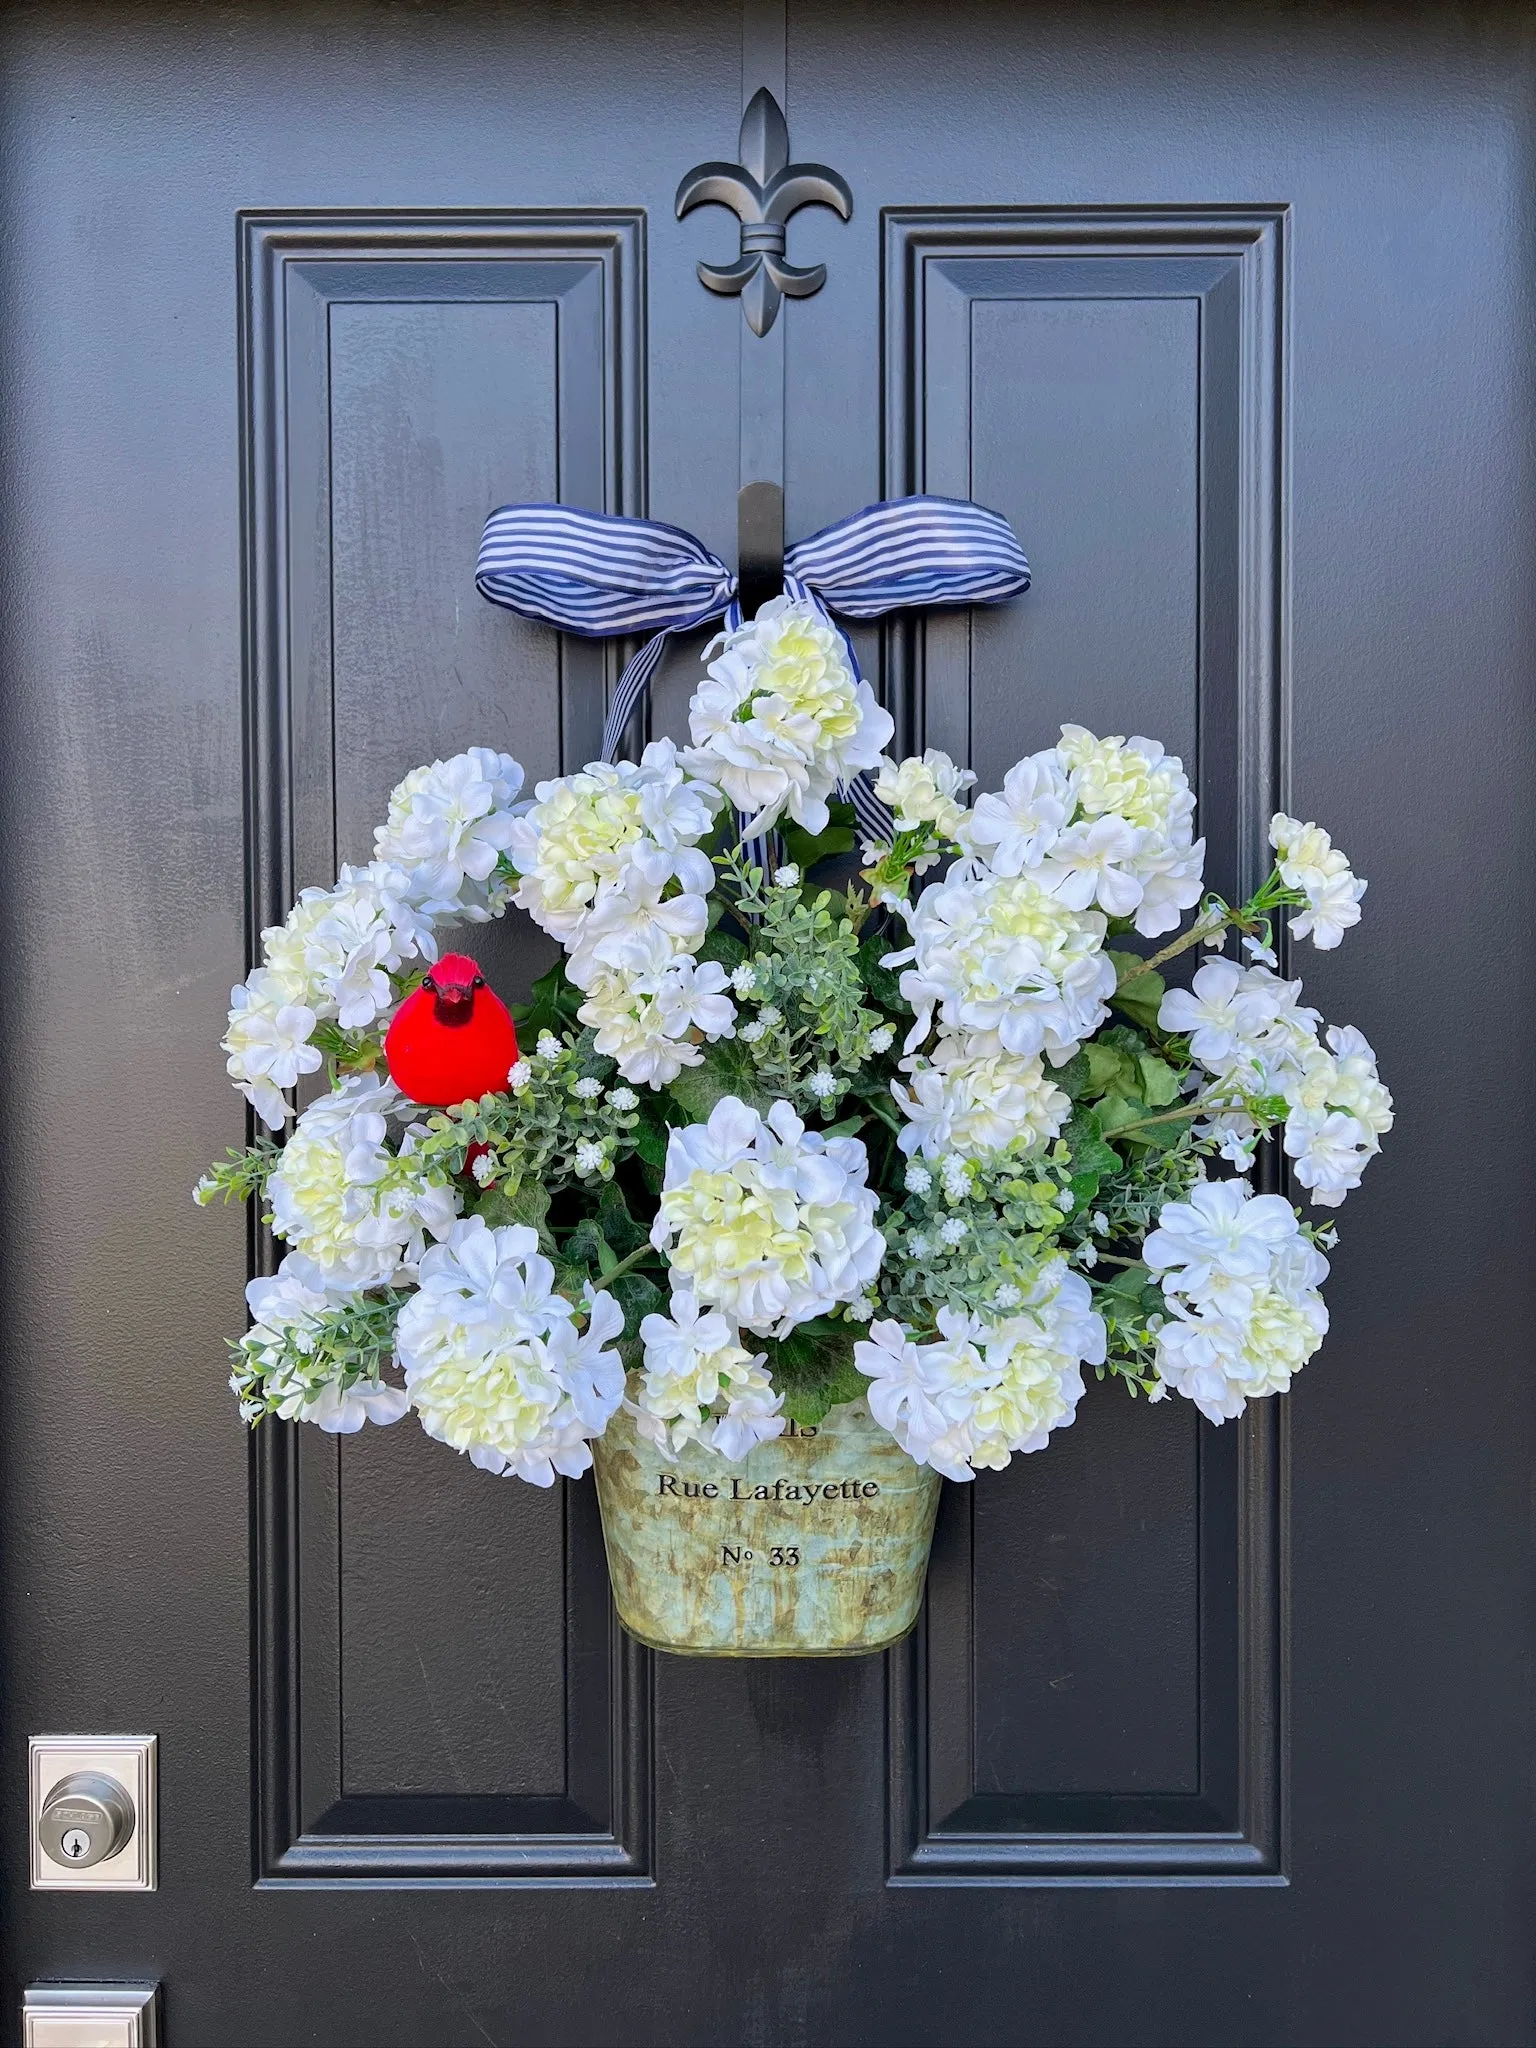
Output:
28,1737,156,1891
22,1982,159,2048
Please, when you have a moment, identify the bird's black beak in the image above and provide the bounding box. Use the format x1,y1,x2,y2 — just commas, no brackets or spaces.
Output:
432,985,475,1028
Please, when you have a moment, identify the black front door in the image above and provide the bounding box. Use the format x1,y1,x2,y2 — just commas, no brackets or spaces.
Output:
3,5,1531,2044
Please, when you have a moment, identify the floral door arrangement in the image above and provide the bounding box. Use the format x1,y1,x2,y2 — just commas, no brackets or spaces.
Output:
201,499,1390,1656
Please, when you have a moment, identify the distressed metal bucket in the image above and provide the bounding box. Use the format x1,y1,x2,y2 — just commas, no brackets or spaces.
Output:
591,1392,943,1657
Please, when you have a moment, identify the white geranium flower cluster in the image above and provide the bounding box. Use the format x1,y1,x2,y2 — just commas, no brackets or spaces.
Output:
266,1075,459,1287
508,740,735,1089
1269,814,1366,950
855,1257,1106,1479
223,748,524,1128
892,1030,1071,1163
684,596,894,837
395,1217,625,1485
1143,1180,1329,1422
1160,959,1393,1204
967,724,1205,938
887,862,1117,1062
632,1291,785,1459
652,1096,885,1337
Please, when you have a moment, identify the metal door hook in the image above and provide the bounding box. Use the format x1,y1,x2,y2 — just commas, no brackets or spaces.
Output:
737,481,784,620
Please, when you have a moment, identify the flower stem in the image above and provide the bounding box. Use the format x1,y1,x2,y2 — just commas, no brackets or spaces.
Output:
601,1240,662,1287
1109,1102,1207,1139
1114,912,1231,988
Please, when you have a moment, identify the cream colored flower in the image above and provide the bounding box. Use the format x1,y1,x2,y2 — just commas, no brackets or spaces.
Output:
873,749,975,838
892,1029,1070,1161
632,1290,784,1458
887,858,1115,1061
396,1217,625,1485
684,597,893,837
652,1096,884,1336
1269,814,1366,949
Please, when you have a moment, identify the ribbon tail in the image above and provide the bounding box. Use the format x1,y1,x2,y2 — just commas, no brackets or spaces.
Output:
601,629,673,761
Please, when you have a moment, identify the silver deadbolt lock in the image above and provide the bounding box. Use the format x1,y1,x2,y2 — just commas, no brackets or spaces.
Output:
37,1770,135,1870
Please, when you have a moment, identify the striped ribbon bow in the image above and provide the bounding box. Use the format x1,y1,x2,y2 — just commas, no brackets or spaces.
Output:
474,494,1030,843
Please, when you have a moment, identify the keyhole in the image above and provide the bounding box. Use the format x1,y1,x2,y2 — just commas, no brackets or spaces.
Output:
61,1828,90,1859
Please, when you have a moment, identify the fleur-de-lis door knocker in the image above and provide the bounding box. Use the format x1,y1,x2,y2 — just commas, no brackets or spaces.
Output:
676,88,853,336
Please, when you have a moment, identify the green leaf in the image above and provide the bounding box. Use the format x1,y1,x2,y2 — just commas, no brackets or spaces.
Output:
632,1118,669,1187
762,1318,869,1428
553,1260,590,1308
1053,1050,1092,1100
1097,1091,1148,1136
698,924,747,971
1084,1041,1138,1095
780,800,859,878
1137,1054,1180,1108
1100,1261,1152,1301
512,953,581,1039
1107,951,1167,1030
564,1218,614,1274
474,1177,553,1250
1063,1108,1120,1179
857,932,906,1014
597,1182,647,1257
609,1271,666,1344
665,1036,774,1121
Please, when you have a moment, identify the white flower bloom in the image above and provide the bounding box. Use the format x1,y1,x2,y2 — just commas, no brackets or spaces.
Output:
573,1139,607,1177
1142,1176,1309,1312
1281,1025,1394,1205
396,1217,625,1485
887,859,1115,1062
873,749,975,838
652,1096,885,1335
610,1086,638,1112
731,962,758,995
966,753,1073,875
233,1252,410,1432
773,863,801,889
470,1151,498,1188
844,1295,876,1323
508,1058,533,1091
683,597,894,837
578,944,736,1089
739,1019,766,1044
940,1154,972,1202
536,1032,561,1058
904,1161,933,1194
856,1260,1105,1478
1054,726,1205,937
993,1282,1021,1309
1269,814,1366,949
938,1216,969,1246
258,862,432,1031
1040,813,1149,919
268,1076,458,1287
893,1028,1071,1162
1146,1182,1329,1422
1158,958,1320,1085
808,1068,838,1100
222,971,322,1129
867,1022,895,1054
508,741,719,942
572,1076,603,1100
757,1005,782,1029
561,841,714,989
372,747,524,918
632,1291,784,1459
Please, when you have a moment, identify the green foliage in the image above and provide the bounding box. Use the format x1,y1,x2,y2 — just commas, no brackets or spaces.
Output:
230,1286,409,1422
1107,950,1167,1030
509,954,582,1042
779,799,859,878
665,1035,775,1121
761,1317,869,1427
194,1138,281,1210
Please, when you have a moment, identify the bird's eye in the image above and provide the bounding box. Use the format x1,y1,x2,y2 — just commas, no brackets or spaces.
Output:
423,978,438,993
472,975,485,989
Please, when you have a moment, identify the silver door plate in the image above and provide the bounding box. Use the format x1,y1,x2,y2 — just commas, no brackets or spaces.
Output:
28,1737,156,1891
22,1982,159,2048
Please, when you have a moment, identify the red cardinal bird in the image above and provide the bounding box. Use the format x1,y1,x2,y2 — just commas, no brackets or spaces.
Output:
384,953,519,1107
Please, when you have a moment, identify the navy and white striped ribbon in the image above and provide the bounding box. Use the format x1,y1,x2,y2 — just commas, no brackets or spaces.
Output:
475,495,1030,847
